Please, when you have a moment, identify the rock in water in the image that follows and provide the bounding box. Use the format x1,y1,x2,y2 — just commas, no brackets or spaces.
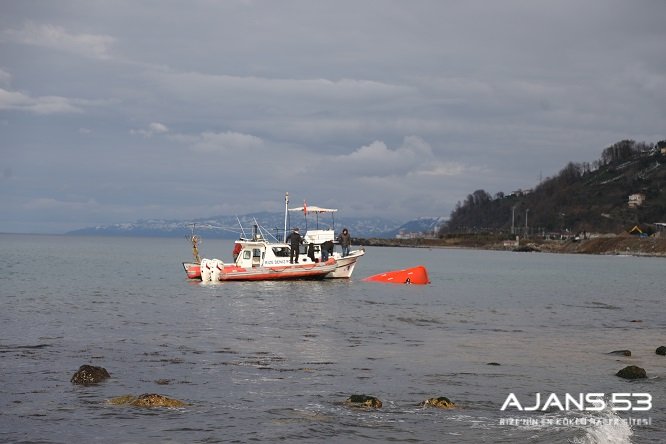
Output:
608,350,631,356
108,393,188,408
656,346,666,356
419,397,456,409
345,394,382,408
616,365,647,379
70,365,110,385
107,395,136,405
130,393,188,407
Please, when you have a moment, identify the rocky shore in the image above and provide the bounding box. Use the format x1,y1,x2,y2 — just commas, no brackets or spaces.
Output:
355,234,666,257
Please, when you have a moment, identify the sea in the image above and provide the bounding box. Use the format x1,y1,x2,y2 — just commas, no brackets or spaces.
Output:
0,233,664,443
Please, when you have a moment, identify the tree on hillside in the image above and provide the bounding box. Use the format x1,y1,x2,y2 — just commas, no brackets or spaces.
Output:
599,140,650,165
441,138,666,236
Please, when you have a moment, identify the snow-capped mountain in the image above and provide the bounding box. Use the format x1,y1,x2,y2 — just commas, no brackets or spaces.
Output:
66,213,446,239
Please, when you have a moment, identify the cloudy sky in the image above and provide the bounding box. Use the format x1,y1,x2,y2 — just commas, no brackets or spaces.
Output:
1,1,664,233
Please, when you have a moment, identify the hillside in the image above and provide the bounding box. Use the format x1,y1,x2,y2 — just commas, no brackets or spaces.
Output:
442,139,666,236
356,232,666,258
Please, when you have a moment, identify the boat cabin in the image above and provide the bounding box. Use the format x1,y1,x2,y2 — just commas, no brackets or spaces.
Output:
232,223,332,269
233,240,324,268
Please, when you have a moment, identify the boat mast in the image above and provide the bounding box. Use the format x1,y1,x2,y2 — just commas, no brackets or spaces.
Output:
283,192,289,242
187,223,201,264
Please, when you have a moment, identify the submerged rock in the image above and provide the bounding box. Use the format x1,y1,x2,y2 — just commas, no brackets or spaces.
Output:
616,365,647,380
419,396,456,409
345,394,382,408
656,346,666,356
108,395,136,405
108,393,188,408
70,365,110,385
608,350,631,356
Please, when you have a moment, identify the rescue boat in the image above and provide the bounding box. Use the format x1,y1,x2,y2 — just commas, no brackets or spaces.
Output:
182,193,365,281
288,202,365,279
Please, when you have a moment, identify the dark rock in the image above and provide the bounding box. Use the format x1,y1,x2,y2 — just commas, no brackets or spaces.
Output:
616,365,647,380
108,393,188,408
419,396,455,409
345,394,382,408
487,362,501,366
656,346,666,356
608,350,631,356
70,365,110,385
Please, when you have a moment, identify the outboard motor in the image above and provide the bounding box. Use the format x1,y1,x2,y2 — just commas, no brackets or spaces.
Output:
211,259,223,281
200,258,212,282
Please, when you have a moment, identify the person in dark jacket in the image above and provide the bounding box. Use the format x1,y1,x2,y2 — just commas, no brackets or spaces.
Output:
337,228,351,257
321,240,333,261
307,242,316,262
286,227,303,263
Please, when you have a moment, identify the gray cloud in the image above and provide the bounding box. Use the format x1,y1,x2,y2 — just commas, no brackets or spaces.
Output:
0,0,664,233
4,21,116,60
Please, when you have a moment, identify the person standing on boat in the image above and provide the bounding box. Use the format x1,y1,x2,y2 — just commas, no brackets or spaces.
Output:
321,240,333,261
307,242,316,262
286,227,303,263
338,228,351,257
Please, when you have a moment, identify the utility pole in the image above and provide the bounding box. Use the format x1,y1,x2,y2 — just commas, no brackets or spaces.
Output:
511,205,516,235
283,192,289,242
525,208,530,237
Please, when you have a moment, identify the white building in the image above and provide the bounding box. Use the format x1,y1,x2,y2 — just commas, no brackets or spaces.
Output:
628,193,646,208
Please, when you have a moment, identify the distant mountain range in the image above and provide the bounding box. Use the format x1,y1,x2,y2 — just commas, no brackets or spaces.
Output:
66,212,447,239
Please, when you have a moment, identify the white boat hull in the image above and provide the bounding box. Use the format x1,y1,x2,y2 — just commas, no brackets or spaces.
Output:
199,257,338,282
327,249,365,278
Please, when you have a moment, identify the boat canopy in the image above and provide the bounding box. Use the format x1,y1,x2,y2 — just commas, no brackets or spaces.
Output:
289,206,337,213
289,204,338,231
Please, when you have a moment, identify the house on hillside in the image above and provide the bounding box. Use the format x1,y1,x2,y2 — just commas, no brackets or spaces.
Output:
510,188,533,197
628,193,646,208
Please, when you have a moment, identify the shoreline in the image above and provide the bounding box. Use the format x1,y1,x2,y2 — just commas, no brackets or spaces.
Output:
355,235,666,258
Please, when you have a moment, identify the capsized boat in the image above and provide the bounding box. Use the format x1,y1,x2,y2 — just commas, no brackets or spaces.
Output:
362,265,430,285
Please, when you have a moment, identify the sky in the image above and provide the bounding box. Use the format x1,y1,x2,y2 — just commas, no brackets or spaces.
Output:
1,0,665,233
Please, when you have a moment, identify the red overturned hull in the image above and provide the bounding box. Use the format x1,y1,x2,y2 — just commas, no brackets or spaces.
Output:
362,265,430,285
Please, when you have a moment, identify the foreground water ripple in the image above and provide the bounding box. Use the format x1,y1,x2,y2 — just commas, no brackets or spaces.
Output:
0,234,664,443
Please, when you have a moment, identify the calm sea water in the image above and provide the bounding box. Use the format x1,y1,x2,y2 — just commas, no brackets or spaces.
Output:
0,234,664,443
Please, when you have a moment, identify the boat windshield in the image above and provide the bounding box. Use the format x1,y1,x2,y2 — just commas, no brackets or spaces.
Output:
272,247,290,257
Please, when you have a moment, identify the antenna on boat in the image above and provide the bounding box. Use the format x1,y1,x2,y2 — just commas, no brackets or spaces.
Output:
236,216,247,239
186,223,201,264
283,192,289,242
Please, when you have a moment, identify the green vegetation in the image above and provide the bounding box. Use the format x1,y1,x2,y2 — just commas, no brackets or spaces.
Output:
442,139,666,236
